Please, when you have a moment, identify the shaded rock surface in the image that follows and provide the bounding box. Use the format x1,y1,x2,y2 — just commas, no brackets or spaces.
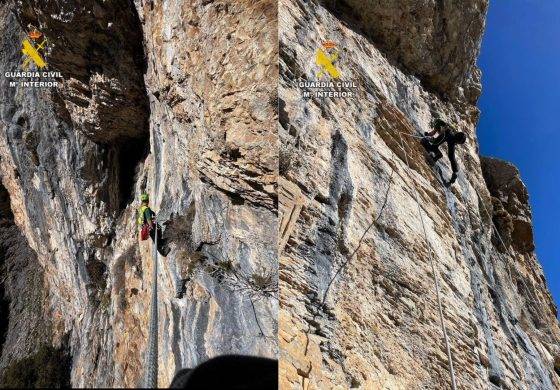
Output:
279,0,559,388
320,0,488,103
16,0,150,144
0,183,51,376
0,0,277,387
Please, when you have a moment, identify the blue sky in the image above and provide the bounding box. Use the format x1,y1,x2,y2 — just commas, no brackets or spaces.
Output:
477,1,559,311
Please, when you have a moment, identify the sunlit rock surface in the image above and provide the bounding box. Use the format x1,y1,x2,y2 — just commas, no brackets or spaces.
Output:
0,0,277,387
279,0,559,388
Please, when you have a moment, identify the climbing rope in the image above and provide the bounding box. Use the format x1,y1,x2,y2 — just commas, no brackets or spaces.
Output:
303,162,395,356
475,190,516,284
321,167,395,306
145,216,159,388
307,127,456,389
396,130,425,139
397,133,458,390
143,6,164,386
474,190,547,313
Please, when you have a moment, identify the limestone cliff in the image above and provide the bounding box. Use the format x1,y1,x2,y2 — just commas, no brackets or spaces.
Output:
279,0,560,389
0,0,277,387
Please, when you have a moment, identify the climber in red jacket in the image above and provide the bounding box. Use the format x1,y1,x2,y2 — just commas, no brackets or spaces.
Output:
421,118,466,186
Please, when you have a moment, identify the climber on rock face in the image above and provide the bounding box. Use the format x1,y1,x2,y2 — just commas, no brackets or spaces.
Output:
421,118,467,186
137,193,169,256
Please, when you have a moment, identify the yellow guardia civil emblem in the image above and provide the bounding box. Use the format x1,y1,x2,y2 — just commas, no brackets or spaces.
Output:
316,40,341,79
22,29,48,69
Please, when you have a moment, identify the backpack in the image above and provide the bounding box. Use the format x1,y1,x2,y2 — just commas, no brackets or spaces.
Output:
140,224,150,241
139,206,152,241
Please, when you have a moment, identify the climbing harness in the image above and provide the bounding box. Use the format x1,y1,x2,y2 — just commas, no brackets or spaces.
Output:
397,133,458,390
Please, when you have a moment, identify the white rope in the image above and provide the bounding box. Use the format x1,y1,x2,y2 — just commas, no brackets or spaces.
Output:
144,5,163,385
474,189,549,318
397,130,425,139
321,167,395,306
145,215,159,388
397,133,457,390
475,190,516,285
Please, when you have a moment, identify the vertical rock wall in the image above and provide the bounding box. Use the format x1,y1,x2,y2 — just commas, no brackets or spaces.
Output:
1,0,559,389
0,0,278,387
279,0,559,388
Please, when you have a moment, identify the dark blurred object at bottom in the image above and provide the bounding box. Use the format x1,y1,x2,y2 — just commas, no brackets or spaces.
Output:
169,355,278,389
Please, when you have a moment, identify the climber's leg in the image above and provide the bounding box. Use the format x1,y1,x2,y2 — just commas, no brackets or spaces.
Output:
149,223,170,256
446,143,458,186
421,138,443,163
420,137,431,150
149,223,164,255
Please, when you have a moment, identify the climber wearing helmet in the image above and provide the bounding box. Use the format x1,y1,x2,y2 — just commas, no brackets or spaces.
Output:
138,193,154,227
421,118,467,186
137,193,168,256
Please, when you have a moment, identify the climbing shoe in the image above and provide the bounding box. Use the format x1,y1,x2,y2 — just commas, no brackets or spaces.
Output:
445,173,457,187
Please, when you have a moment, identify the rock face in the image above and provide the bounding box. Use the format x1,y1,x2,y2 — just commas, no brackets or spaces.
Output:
0,0,277,387
2,0,559,388
0,183,53,376
481,157,535,254
321,0,488,103
279,0,559,389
